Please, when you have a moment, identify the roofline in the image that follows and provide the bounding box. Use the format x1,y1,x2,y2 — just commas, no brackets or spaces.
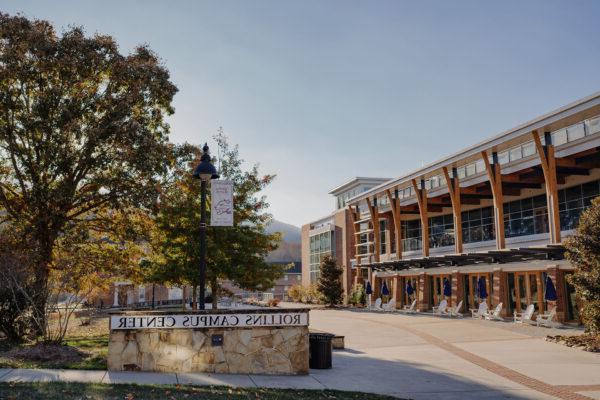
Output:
328,177,392,195
347,90,600,205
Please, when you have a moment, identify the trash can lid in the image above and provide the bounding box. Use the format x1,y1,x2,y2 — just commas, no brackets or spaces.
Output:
309,333,335,340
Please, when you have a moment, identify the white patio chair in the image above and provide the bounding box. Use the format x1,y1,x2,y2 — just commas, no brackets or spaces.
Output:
536,307,560,328
447,300,464,318
484,302,504,321
470,302,488,319
513,304,535,324
432,299,448,316
401,299,417,314
373,297,383,311
382,298,396,312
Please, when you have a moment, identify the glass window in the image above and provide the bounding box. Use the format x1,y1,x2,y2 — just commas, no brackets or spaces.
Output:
475,159,485,174
457,167,466,179
552,128,568,146
582,181,600,198
522,141,535,157
567,123,585,142
587,117,600,135
428,213,454,248
509,146,522,162
461,206,495,244
497,151,509,165
466,163,476,176
504,196,548,238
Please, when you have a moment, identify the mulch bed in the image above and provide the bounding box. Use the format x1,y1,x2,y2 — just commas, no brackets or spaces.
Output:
546,333,600,352
2,343,86,364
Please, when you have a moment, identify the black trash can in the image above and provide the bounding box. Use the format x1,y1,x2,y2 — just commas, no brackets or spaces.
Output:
309,333,334,369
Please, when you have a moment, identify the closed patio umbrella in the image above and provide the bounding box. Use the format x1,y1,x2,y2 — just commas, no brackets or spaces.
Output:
443,278,451,297
406,281,414,302
477,277,488,299
545,276,558,301
366,281,373,309
382,281,390,296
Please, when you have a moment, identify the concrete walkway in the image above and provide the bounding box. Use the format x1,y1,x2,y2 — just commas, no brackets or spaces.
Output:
308,309,600,400
1,309,599,399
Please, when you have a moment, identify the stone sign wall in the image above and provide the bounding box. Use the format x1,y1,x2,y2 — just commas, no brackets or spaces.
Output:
107,309,310,375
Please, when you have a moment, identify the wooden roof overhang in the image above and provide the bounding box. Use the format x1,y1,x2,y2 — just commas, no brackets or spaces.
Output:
368,245,566,272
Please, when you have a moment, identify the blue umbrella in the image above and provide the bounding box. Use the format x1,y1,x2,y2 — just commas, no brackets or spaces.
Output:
365,281,373,295
477,277,488,299
406,281,414,295
382,281,390,296
545,276,558,301
443,278,452,297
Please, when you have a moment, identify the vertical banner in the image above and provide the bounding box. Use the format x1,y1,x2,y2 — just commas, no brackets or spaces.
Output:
211,180,234,226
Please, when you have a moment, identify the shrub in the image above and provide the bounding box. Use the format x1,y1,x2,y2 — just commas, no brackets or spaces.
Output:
317,256,343,306
565,196,600,334
304,283,322,304
349,284,366,306
287,285,305,303
267,298,280,307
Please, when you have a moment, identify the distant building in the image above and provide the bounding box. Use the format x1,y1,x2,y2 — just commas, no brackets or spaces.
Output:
301,177,391,295
220,261,302,301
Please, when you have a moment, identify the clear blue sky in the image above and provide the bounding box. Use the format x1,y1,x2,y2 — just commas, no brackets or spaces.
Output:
3,0,600,227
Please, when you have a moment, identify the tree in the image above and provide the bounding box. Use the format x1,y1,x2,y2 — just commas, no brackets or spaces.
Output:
565,196,600,334
0,14,177,336
317,256,343,306
149,132,285,309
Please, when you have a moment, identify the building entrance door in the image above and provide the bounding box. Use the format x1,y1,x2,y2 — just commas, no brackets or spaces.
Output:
509,271,545,314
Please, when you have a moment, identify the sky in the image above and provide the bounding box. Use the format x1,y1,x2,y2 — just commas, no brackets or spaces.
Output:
2,0,600,227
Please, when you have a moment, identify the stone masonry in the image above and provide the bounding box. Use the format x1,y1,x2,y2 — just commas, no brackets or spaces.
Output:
108,326,309,375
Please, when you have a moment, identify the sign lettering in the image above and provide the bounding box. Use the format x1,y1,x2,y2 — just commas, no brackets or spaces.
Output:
110,312,308,330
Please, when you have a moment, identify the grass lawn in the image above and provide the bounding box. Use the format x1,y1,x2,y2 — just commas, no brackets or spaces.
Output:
0,382,399,400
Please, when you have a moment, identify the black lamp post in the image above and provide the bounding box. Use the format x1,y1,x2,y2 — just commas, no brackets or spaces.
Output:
192,143,219,310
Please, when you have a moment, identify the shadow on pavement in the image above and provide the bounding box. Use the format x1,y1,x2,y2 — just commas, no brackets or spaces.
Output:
312,350,542,400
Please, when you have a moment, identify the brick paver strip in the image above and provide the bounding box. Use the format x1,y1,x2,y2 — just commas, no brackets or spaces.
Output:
555,385,600,391
358,315,593,400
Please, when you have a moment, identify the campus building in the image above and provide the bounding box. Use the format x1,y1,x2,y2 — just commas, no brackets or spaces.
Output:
93,261,303,309
305,92,600,323
301,177,390,295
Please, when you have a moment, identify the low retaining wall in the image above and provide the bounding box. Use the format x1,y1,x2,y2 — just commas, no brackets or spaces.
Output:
107,308,310,375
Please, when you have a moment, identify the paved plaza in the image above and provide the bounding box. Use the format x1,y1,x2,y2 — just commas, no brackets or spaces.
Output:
1,309,599,399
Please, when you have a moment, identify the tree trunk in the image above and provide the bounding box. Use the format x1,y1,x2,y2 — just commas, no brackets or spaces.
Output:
31,232,55,339
192,285,197,310
211,278,218,310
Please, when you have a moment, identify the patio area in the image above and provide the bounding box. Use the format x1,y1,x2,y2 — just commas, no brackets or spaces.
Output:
308,308,599,399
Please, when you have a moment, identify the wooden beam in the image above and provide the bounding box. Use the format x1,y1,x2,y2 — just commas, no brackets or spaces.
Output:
365,197,381,262
411,179,429,257
556,156,600,170
502,182,542,189
427,200,453,207
459,197,482,205
460,192,494,200
503,175,545,184
386,189,402,260
556,166,590,176
442,166,463,254
532,131,561,244
481,151,506,249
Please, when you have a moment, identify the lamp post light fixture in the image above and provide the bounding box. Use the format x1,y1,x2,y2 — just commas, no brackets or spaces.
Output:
192,143,220,310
